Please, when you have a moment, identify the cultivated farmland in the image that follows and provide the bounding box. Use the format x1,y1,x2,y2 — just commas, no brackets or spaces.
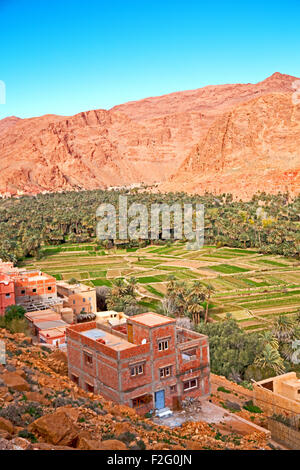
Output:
22,242,300,332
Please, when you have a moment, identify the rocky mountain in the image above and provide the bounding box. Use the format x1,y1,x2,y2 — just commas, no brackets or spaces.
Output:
164,92,300,198
0,72,299,198
0,116,21,137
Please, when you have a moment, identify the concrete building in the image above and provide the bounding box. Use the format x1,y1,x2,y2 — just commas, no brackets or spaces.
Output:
39,326,67,346
57,281,97,318
67,312,210,414
0,274,15,316
0,260,60,312
95,310,128,327
25,309,68,346
13,270,57,305
257,372,300,403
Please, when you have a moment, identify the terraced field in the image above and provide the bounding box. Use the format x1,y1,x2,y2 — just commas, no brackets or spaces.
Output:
21,242,300,332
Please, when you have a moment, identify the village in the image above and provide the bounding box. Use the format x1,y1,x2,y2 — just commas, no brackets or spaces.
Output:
1,258,300,450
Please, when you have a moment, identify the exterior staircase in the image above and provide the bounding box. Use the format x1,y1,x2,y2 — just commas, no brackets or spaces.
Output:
155,407,173,418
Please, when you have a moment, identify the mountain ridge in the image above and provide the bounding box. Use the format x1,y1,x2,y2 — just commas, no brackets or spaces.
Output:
0,72,299,198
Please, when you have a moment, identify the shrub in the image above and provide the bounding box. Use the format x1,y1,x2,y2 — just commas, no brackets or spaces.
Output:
18,429,37,443
118,431,137,444
101,433,116,440
5,305,26,322
217,386,231,394
137,439,146,450
243,400,263,414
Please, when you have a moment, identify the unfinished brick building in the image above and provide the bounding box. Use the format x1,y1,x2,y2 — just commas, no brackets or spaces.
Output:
0,258,61,312
13,270,57,304
0,274,15,316
67,312,210,414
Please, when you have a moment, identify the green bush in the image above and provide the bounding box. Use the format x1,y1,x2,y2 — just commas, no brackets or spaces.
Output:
217,386,231,394
243,400,263,414
18,429,37,443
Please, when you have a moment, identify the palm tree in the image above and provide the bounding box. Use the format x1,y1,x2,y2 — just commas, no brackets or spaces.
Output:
258,331,279,350
186,281,206,322
272,316,295,343
187,300,205,322
204,284,215,323
254,344,285,376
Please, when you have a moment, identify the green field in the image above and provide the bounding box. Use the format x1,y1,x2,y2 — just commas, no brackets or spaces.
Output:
21,242,300,332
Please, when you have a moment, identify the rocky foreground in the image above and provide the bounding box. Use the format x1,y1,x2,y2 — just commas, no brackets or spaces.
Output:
0,329,270,450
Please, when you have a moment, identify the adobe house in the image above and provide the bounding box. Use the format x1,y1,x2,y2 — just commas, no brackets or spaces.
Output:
57,281,97,318
67,312,210,414
257,372,300,403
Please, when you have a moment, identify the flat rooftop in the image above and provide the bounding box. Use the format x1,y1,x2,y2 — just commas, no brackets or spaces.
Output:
57,280,94,293
39,327,66,338
129,312,176,328
13,270,55,281
284,378,300,389
35,320,68,330
25,309,62,322
81,327,135,352
0,274,11,284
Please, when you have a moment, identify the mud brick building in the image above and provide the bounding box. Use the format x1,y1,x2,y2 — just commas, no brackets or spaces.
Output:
57,281,97,317
67,312,210,414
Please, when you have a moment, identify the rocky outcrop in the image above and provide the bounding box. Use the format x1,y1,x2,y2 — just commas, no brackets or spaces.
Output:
0,417,14,434
28,408,79,446
2,371,30,392
0,328,272,450
165,93,300,198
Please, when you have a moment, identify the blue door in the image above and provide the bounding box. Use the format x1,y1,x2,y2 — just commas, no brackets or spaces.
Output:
155,390,165,409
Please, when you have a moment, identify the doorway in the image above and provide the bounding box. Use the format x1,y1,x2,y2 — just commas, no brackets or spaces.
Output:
155,389,165,409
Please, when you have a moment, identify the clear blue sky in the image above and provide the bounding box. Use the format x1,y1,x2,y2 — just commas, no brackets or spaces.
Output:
0,0,299,119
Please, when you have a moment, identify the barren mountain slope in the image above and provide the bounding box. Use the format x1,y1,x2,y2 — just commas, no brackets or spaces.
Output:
163,93,300,198
0,72,298,197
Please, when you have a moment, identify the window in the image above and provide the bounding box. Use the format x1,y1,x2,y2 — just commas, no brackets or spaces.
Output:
158,340,169,351
83,298,86,302
5,293,11,298
183,379,198,391
182,348,197,362
170,385,177,393
84,351,93,366
73,300,75,304
85,382,94,393
130,363,144,376
132,394,152,408
47,286,52,291
160,366,172,378
82,307,85,312
71,374,79,385
32,288,37,293
21,290,25,295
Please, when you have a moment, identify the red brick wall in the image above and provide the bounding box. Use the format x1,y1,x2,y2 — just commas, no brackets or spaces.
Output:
0,279,15,316
129,322,150,345
14,275,57,298
120,355,152,392
66,321,211,411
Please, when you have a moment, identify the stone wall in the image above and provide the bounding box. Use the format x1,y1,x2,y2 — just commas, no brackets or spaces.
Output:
210,373,253,400
268,418,300,450
253,384,300,417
